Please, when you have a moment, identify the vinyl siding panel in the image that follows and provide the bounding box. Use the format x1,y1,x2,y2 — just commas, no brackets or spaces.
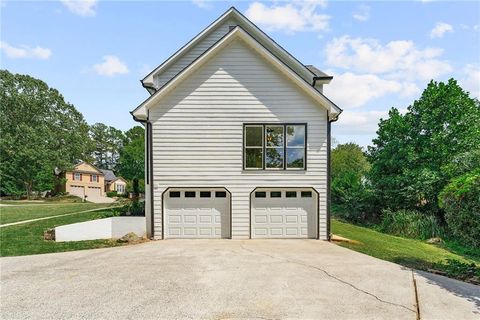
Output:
154,18,238,89
150,39,328,240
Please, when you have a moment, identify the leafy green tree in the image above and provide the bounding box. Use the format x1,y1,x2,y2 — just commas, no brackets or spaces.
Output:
0,70,91,198
368,79,480,215
332,143,370,181
331,143,375,222
118,126,144,180
439,169,480,247
90,123,125,170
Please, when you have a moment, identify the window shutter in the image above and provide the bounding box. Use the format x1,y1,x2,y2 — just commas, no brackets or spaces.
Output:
80,174,82,181
90,175,92,182
72,173,75,180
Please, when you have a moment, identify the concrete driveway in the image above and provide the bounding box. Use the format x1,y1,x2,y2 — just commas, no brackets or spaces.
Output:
1,240,478,320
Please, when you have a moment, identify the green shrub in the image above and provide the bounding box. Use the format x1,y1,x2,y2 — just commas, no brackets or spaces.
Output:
439,169,480,248
435,259,480,281
332,171,379,223
378,209,444,240
128,200,145,216
106,191,118,198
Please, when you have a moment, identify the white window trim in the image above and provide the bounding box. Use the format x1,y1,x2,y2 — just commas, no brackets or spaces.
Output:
74,173,81,181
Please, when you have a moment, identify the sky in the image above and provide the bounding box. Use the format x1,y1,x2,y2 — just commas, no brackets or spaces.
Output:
1,0,479,147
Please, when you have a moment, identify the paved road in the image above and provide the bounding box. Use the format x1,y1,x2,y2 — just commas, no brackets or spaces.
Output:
1,240,478,319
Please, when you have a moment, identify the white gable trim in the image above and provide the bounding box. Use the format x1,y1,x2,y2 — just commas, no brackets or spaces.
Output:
132,27,341,121
142,7,316,90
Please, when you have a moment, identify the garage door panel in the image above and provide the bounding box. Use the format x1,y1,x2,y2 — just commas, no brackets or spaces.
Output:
169,215,181,223
164,189,230,239
270,215,283,223
251,189,318,239
70,186,84,198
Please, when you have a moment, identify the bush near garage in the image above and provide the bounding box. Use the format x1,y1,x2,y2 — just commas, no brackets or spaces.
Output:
439,169,480,248
106,191,118,197
378,209,445,240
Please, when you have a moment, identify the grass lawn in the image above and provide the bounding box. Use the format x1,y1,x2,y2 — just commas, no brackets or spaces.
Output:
0,202,118,225
0,209,128,257
332,219,479,271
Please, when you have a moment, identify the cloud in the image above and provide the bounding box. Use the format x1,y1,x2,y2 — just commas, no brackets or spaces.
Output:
430,22,454,38
0,41,52,59
245,0,330,34
61,0,97,17
336,110,388,135
92,55,129,76
460,64,480,98
352,4,370,22
325,35,452,81
324,72,405,109
192,0,212,9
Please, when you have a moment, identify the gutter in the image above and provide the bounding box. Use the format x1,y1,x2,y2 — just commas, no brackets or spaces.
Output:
312,76,333,87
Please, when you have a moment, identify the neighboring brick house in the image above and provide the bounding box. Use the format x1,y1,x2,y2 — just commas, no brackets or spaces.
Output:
57,162,127,199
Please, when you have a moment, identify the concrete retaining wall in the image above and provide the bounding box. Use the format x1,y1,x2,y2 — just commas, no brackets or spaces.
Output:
55,217,146,242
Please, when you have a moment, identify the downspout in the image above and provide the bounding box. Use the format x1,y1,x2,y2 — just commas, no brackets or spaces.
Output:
130,111,154,239
327,114,339,240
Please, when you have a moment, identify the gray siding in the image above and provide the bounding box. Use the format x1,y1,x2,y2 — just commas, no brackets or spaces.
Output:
149,39,328,240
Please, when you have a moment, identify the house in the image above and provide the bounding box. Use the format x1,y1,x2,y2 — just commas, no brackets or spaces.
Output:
57,162,127,198
131,7,342,240
100,169,127,194
57,162,105,199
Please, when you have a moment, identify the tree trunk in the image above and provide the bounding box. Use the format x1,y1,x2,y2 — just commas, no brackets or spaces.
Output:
25,182,32,200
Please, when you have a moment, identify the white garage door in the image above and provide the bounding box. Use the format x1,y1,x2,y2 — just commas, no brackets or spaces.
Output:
251,189,318,239
164,189,231,239
86,186,101,197
69,185,84,198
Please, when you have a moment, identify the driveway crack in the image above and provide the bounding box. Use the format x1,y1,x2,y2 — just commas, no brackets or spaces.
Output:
240,242,416,314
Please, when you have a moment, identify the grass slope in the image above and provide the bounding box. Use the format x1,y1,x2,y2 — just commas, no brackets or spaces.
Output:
0,209,126,257
0,203,117,225
332,219,479,270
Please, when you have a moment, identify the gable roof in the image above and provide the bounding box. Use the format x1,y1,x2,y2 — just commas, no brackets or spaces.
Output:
132,26,342,121
100,169,117,182
142,7,320,91
72,161,104,175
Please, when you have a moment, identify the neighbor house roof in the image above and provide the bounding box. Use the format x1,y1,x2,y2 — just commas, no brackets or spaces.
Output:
100,169,117,182
132,26,342,121
141,7,322,92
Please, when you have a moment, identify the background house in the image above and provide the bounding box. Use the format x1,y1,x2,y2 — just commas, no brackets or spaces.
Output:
57,162,105,199
100,169,127,194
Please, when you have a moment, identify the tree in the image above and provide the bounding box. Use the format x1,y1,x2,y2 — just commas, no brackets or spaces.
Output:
368,79,480,215
332,143,370,181
90,123,124,170
331,143,375,222
118,126,145,180
0,70,92,198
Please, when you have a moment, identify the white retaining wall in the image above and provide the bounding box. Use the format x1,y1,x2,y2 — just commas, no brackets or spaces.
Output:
55,217,146,242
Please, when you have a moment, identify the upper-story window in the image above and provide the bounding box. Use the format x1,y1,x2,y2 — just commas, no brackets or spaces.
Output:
91,175,98,182
74,172,81,181
244,124,306,170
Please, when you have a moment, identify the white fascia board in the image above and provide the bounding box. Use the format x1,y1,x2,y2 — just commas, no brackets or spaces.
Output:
135,27,341,119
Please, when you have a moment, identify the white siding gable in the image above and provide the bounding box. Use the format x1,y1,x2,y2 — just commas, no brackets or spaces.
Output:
154,18,238,89
149,38,328,239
